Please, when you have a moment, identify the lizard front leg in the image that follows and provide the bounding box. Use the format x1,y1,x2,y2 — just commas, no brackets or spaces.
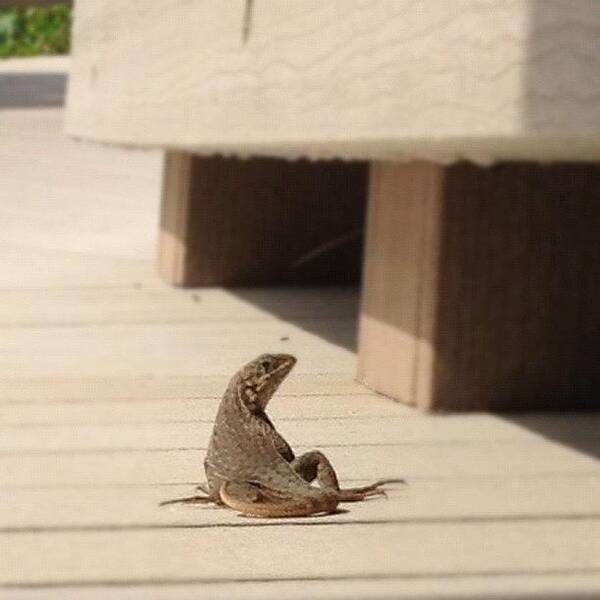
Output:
219,481,338,518
291,450,405,502
160,468,222,507
158,493,212,507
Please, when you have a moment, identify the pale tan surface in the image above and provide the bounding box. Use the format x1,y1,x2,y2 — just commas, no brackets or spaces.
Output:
2,57,600,599
0,56,161,289
67,1,600,164
358,163,441,407
157,152,191,284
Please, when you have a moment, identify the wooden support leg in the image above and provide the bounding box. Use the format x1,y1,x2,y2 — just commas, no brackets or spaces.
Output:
158,152,367,286
358,162,600,411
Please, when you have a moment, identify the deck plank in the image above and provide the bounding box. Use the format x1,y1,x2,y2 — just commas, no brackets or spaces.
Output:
3,521,600,586
0,320,356,379
0,286,359,327
0,374,369,404
0,394,406,422
2,414,600,452
1,442,597,487
2,476,600,530
5,574,600,600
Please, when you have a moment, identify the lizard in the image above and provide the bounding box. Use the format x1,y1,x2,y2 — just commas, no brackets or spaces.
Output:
160,353,404,517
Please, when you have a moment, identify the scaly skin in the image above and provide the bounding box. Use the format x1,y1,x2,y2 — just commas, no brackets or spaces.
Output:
160,354,404,517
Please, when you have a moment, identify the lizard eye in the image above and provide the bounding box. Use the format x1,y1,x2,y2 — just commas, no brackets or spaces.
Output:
260,359,272,372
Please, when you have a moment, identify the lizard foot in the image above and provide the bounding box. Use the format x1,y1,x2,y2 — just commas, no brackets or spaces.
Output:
158,494,212,507
336,478,406,503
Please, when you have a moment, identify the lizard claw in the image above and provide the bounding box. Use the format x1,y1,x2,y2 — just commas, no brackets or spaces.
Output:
159,494,212,507
364,488,387,499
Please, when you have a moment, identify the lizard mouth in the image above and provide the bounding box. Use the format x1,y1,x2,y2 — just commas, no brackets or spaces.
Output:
273,354,296,374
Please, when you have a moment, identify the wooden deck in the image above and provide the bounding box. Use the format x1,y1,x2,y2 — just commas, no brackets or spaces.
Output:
1,57,599,600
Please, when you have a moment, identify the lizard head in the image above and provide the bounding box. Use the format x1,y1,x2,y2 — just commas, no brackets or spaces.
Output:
236,353,297,413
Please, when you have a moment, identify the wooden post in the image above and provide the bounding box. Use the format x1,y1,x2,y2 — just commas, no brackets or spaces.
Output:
158,152,367,287
358,162,600,411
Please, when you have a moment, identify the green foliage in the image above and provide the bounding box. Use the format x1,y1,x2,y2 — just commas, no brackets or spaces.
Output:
0,4,71,58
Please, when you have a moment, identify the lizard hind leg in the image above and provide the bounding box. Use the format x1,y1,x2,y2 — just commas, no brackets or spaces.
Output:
219,481,338,518
291,450,404,502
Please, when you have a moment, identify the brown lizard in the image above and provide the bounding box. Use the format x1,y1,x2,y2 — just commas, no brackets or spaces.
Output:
160,353,404,517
